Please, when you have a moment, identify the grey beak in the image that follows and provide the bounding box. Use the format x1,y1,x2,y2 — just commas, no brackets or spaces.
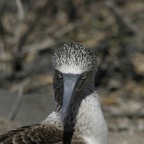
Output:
62,74,79,122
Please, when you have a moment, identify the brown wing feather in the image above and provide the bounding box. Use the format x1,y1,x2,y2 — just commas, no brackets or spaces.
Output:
0,124,85,144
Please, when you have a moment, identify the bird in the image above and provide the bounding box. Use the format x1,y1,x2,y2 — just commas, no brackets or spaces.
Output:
0,42,108,144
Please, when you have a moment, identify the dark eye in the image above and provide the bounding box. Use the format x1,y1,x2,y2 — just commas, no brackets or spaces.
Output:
80,74,87,80
57,72,63,79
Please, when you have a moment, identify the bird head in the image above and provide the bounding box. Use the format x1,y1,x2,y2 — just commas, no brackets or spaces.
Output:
52,43,98,125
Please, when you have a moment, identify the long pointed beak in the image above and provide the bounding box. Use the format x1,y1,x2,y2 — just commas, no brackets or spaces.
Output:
62,74,79,122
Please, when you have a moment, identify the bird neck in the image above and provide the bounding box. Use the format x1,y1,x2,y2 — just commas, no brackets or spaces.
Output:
55,90,108,144
74,91,109,144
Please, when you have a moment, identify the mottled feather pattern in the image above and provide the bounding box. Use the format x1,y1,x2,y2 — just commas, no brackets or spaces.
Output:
53,43,98,73
0,123,85,144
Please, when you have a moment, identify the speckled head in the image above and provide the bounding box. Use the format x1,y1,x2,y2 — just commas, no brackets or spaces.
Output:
52,43,98,74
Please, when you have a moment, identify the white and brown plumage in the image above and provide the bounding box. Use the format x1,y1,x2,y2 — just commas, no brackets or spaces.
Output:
0,43,108,144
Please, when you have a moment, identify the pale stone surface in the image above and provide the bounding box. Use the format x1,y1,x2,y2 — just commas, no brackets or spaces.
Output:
0,89,54,125
109,132,144,144
0,118,20,134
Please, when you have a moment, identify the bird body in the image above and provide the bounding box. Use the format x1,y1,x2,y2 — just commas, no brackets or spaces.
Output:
0,43,108,144
43,92,108,144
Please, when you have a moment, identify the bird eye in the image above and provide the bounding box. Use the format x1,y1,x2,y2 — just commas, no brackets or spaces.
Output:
80,74,87,80
58,72,63,79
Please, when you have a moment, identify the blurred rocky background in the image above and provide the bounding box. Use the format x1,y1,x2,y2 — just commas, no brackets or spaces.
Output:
0,0,144,143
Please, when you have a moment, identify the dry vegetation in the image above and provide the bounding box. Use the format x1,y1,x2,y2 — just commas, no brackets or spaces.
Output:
0,0,144,143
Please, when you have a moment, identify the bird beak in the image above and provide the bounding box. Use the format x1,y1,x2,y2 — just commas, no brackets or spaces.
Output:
62,74,79,122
